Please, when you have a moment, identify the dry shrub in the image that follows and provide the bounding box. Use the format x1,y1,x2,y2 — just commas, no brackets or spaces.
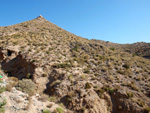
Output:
38,94,49,102
6,77,18,92
8,77,18,82
6,84,13,92
47,103,53,108
16,79,36,95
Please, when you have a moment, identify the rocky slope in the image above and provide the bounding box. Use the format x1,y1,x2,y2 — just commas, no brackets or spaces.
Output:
0,16,150,113
92,39,150,58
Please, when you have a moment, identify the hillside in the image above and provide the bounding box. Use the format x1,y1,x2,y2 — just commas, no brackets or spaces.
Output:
0,16,150,113
92,39,150,59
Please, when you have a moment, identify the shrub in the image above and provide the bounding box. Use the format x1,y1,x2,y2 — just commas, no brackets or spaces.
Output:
100,68,106,73
99,56,106,60
72,44,79,52
84,69,90,74
0,87,6,94
137,99,145,107
59,103,65,108
48,96,57,102
103,87,115,94
144,107,150,113
0,80,2,83
16,79,36,95
53,63,71,68
26,73,31,79
126,92,134,98
8,77,18,82
85,82,92,89
39,94,49,102
67,91,75,97
6,77,18,92
42,109,51,113
108,88,115,94
68,74,73,80
56,107,63,113
80,74,86,79
132,53,137,57
14,28,19,31
46,103,53,108
109,47,115,51
97,88,105,94
117,70,125,75
0,99,6,113
118,106,122,110
6,84,13,92
63,96,72,106
94,88,105,98
23,25,28,27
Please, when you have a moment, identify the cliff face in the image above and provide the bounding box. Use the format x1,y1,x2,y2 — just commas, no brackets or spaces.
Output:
0,16,150,113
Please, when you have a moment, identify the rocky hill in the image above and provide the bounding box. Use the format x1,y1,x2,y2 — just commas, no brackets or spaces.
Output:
92,39,150,59
0,16,150,113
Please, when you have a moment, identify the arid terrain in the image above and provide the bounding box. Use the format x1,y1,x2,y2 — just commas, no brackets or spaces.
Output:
0,16,150,113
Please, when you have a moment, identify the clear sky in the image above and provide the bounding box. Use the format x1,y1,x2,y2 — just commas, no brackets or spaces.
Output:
0,0,150,44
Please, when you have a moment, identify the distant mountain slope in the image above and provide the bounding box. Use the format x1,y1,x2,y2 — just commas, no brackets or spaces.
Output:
0,16,150,113
92,39,150,58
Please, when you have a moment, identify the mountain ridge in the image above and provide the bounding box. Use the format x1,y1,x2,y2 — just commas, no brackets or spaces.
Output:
0,16,150,113
92,39,150,59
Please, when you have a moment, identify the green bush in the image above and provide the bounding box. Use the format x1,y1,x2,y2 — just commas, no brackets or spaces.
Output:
53,63,71,68
16,79,36,95
127,92,134,98
42,109,51,113
103,87,114,94
108,88,115,94
0,87,6,94
56,107,63,113
85,82,92,89
48,96,57,102
72,45,79,52
94,88,105,97
132,53,137,57
0,99,6,113
109,47,115,51
84,69,90,74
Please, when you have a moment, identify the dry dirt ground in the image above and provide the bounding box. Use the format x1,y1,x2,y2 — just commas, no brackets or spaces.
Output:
0,76,66,113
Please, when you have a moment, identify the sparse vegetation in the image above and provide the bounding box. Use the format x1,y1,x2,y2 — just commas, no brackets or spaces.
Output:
0,16,150,113
6,77,18,92
0,99,6,113
0,87,6,94
127,91,134,98
42,109,51,113
48,96,57,102
109,47,115,51
56,107,63,113
85,82,92,89
16,79,36,96
53,63,71,68
39,94,49,102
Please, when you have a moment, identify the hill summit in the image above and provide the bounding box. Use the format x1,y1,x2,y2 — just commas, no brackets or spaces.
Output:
0,16,150,113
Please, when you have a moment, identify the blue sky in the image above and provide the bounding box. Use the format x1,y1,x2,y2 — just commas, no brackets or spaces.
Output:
0,0,150,44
